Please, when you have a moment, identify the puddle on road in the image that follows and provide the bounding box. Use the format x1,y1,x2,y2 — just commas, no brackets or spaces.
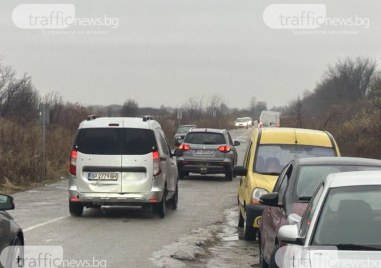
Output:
151,207,259,268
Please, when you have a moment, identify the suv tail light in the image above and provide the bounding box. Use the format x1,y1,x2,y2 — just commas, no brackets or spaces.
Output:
218,145,231,153
179,144,191,151
69,149,77,175
152,151,161,176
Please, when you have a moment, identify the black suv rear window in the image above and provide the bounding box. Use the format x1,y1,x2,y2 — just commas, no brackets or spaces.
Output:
184,132,225,145
74,128,157,155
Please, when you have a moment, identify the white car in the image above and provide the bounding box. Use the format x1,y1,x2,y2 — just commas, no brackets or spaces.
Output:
275,170,381,268
235,117,252,129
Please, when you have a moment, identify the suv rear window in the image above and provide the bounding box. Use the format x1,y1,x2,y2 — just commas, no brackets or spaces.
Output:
184,132,225,145
75,128,157,155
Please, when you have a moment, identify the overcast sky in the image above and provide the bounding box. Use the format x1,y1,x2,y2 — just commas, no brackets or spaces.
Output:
1,0,381,108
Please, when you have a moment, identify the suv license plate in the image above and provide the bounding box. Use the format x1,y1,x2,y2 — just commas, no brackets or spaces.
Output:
88,173,118,181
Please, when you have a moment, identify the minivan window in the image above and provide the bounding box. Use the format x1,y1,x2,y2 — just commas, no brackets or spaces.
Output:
75,128,156,155
254,145,336,175
184,132,225,145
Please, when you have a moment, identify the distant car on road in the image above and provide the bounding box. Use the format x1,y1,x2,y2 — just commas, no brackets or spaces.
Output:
0,194,24,268
259,111,280,128
174,124,197,146
259,157,381,268
69,116,178,218
235,117,253,129
277,171,381,268
175,128,240,180
233,127,340,241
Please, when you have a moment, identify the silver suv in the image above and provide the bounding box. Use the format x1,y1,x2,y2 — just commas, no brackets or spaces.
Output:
68,116,178,218
175,128,240,180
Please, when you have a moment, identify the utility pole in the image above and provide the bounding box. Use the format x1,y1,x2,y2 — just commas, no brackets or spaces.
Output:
177,109,182,126
39,103,50,179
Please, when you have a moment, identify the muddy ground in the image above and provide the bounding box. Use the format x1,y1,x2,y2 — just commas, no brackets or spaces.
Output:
151,207,260,268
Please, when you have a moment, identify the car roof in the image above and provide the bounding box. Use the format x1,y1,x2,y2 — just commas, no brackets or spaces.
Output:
254,127,333,147
326,170,381,188
190,128,225,133
295,157,381,166
78,117,161,129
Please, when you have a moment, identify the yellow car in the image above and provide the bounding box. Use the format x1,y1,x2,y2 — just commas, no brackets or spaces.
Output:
233,127,340,241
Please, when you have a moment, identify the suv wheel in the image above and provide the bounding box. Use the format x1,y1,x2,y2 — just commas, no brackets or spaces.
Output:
178,169,188,179
69,201,84,217
225,168,233,181
155,189,167,218
170,183,178,210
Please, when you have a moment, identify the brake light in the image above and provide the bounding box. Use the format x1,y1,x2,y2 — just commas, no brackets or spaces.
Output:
179,144,191,151
152,151,161,176
218,145,231,153
69,149,77,175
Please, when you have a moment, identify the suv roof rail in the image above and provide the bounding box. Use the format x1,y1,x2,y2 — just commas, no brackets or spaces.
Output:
142,115,154,122
86,115,101,121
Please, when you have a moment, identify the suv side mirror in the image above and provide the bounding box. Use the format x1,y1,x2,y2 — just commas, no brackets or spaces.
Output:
0,194,15,211
260,193,279,207
233,166,247,176
233,141,240,146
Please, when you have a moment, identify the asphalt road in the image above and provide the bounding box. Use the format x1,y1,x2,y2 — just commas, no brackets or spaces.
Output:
9,128,254,268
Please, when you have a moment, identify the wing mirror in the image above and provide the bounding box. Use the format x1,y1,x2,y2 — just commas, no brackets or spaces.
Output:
233,166,247,176
0,194,15,211
278,224,300,243
259,193,279,207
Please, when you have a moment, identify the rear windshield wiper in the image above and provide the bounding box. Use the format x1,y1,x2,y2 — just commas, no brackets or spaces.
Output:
336,244,381,251
299,196,312,201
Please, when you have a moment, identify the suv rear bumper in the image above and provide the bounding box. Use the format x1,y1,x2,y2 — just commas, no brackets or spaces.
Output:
177,160,232,174
69,185,164,206
246,204,264,229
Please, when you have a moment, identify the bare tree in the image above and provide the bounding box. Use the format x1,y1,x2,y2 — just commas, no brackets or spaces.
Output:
121,98,139,117
183,96,204,122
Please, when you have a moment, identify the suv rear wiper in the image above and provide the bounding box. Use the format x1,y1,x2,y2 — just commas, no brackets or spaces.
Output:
299,196,312,201
336,244,381,251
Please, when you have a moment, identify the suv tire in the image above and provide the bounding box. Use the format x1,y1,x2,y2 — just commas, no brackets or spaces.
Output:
154,188,167,218
178,169,188,179
69,201,84,217
225,168,233,181
170,183,178,210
